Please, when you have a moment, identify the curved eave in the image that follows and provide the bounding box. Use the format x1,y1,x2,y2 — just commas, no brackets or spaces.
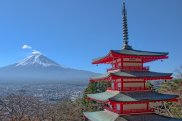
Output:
92,51,113,64
84,110,119,121
87,91,120,102
90,73,110,82
111,50,169,63
90,71,173,82
109,91,179,103
84,111,182,121
112,49,168,56
109,97,178,103
116,114,182,121
92,49,169,64
111,71,173,80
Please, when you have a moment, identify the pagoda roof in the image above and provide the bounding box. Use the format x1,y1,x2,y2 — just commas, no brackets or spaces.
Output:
87,91,119,102
116,114,182,121
84,110,182,121
92,49,168,64
112,49,168,56
84,110,119,121
87,91,178,102
109,91,178,102
91,71,172,81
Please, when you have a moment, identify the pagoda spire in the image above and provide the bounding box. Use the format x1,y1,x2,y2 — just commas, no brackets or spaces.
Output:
122,1,132,50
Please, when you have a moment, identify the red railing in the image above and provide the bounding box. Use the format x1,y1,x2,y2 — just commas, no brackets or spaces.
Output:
105,107,154,114
123,108,154,114
107,66,149,72
122,66,149,71
107,87,149,91
123,87,148,91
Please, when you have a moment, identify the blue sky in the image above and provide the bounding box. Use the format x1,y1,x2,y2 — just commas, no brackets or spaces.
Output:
0,0,181,74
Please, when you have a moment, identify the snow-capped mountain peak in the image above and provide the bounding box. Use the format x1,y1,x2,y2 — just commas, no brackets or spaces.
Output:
16,51,60,67
31,50,42,55
0,51,99,85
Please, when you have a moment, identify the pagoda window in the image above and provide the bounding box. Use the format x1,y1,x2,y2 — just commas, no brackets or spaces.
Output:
109,104,112,109
118,83,121,91
123,103,147,113
123,62,142,67
118,83,121,87
116,103,120,111
108,102,112,109
123,58,142,62
123,79,145,90
123,82,145,90
124,79,144,82
111,82,114,90
124,82,144,87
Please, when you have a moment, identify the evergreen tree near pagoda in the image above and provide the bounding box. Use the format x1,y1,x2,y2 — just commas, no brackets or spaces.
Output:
82,81,110,112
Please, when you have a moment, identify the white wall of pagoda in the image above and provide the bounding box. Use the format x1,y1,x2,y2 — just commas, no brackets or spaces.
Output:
108,57,149,72
107,101,154,114
108,78,147,91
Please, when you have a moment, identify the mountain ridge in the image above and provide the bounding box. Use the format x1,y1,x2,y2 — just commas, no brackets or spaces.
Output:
0,52,99,85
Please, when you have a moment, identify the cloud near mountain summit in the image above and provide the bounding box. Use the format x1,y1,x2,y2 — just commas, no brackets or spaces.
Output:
22,44,32,50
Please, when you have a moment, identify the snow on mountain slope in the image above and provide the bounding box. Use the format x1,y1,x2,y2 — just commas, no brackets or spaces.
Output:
0,51,99,85
16,51,60,67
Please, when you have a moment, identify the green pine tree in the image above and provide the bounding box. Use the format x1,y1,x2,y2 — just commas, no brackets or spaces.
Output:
82,81,110,112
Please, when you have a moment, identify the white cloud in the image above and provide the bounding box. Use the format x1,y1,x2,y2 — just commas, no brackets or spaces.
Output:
32,50,42,54
22,44,32,49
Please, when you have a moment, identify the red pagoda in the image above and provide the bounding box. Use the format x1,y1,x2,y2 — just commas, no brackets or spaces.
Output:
83,1,182,121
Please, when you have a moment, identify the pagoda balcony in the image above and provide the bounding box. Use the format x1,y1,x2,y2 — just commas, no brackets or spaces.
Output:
107,66,149,72
107,87,149,91
123,87,148,91
122,108,154,114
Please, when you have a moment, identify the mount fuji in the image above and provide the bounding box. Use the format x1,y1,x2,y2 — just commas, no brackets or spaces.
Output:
0,51,99,85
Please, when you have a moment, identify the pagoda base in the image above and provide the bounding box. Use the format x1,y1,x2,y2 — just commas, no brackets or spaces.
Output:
83,110,182,121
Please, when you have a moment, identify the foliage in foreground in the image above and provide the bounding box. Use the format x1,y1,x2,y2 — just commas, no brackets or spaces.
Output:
1,79,181,121
156,79,182,118
82,81,110,112
82,79,182,119
0,94,84,121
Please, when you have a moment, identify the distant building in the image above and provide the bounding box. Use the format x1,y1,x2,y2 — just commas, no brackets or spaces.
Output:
83,1,181,121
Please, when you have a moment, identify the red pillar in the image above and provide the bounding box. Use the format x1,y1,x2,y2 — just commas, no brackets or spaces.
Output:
120,103,123,114
121,78,124,91
146,102,149,112
144,80,146,90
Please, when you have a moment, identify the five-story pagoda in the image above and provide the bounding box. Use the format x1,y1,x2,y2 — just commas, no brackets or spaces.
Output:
84,1,182,121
